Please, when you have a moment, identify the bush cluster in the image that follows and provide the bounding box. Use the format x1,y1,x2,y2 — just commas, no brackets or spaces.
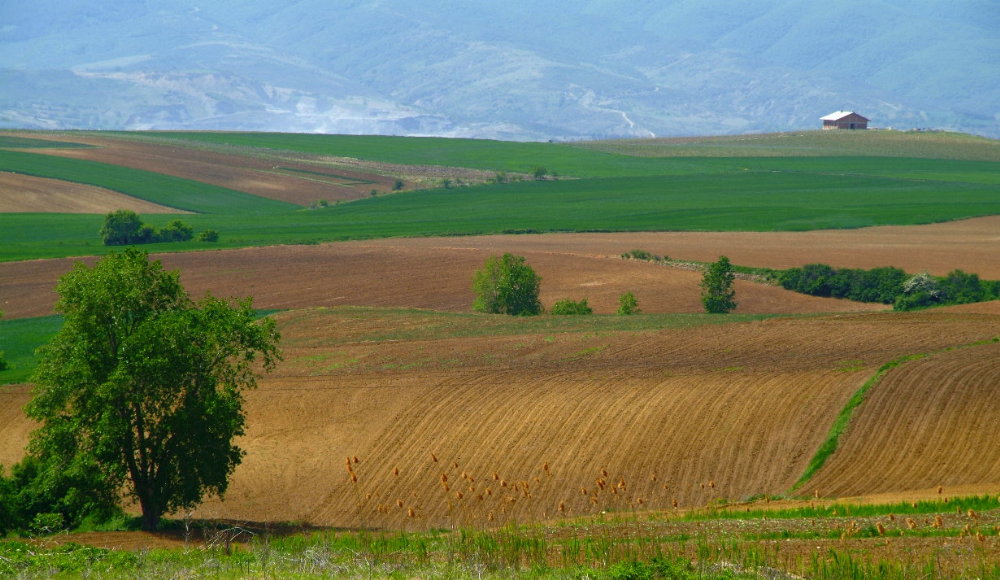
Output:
778,264,907,304
100,210,215,246
551,298,593,315
779,263,999,310
621,249,667,262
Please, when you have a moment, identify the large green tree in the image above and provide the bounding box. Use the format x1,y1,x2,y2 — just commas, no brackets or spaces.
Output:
472,253,542,316
700,256,738,314
27,249,281,531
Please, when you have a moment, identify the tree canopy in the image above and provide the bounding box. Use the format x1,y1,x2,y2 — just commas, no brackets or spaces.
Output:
700,256,737,314
26,248,281,531
472,253,542,316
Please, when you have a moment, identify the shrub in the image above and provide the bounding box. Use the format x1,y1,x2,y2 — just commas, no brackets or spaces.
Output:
617,292,639,315
621,249,665,262
198,230,220,242
700,256,737,314
939,269,995,304
155,219,194,243
551,298,592,315
472,253,542,316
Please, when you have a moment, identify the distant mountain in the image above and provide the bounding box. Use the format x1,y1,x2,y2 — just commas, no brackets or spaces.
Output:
2,0,998,140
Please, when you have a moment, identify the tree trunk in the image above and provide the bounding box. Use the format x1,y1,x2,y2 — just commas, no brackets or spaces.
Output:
138,496,161,531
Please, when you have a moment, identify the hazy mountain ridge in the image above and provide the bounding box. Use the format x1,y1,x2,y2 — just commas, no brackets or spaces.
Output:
2,0,997,139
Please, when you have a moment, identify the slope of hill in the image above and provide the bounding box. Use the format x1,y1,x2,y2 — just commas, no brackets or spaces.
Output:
7,308,995,530
1,0,997,139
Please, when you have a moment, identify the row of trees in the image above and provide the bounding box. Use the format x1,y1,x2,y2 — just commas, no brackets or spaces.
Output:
779,263,1000,310
101,209,218,246
471,253,737,316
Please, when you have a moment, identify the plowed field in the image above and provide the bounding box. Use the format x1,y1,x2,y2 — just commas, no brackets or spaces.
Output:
0,238,886,320
803,340,1000,498
175,309,999,529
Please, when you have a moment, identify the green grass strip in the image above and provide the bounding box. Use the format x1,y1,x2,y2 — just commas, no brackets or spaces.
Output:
792,336,1000,492
791,353,927,492
689,495,1000,522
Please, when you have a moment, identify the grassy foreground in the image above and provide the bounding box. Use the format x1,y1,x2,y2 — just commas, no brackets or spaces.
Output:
5,495,1000,579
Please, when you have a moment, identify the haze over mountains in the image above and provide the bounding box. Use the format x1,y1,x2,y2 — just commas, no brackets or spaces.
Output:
2,0,997,140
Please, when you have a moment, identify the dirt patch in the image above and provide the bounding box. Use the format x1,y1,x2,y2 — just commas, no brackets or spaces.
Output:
0,172,186,214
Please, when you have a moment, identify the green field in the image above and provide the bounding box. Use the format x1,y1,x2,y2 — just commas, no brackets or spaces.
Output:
0,315,62,383
2,130,999,263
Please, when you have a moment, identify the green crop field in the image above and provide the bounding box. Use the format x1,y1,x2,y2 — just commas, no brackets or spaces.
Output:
1,130,999,262
0,315,62,383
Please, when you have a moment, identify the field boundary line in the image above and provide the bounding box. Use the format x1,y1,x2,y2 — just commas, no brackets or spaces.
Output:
790,334,1000,494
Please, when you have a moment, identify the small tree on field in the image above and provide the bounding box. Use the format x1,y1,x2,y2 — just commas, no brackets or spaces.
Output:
617,292,639,315
472,253,542,316
26,248,281,531
701,256,737,314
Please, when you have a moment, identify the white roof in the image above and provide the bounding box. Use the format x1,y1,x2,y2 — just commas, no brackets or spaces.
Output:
821,111,864,121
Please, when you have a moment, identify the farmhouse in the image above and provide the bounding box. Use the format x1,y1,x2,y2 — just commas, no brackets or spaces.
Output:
821,111,869,130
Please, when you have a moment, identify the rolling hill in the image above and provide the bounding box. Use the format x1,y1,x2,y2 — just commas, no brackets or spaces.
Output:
1,0,997,139
1,125,1000,571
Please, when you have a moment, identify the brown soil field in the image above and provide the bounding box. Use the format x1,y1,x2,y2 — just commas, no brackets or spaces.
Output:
3,220,1000,536
0,236,888,320
177,309,1000,529
3,305,998,532
4,214,998,319
5,133,497,206
803,339,1000,498
0,172,184,214
413,216,1000,279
